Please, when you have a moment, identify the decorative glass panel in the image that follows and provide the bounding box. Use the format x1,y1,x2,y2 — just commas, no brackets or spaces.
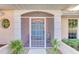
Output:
69,19,78,28
31,18,44,47
68,19,78,39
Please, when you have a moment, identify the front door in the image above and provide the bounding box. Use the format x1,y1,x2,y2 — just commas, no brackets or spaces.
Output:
31,18,45,48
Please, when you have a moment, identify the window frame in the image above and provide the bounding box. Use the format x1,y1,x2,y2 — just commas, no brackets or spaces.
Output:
68,18,78,39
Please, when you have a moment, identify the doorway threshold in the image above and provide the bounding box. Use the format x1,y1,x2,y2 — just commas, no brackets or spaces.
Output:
28,48,46,54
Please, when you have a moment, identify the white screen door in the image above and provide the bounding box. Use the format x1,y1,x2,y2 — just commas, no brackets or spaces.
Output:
30,18,45,48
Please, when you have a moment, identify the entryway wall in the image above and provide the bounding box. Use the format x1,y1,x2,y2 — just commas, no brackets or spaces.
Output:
14,10,62,42
0,10,14,44
21,11,54,47
21,18,29,47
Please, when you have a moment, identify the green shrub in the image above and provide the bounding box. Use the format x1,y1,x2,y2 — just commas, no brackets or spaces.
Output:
9,40,25,54
51,39,60,53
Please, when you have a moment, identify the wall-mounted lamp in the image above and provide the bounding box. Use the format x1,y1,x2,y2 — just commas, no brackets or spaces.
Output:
0,11,4,16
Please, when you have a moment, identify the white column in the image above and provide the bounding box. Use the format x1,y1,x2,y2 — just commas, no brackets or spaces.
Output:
29,17,31,48
44,17,46,48
54,14,61,40
14,13,21,40
77,19,79,39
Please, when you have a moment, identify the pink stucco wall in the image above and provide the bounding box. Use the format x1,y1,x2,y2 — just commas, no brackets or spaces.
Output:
0,10,14,44
46,18,54,39
61,17,68,39
21,18,29,47
21,11,54,47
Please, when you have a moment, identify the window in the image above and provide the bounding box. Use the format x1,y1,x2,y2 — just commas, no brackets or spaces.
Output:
68,19,78,39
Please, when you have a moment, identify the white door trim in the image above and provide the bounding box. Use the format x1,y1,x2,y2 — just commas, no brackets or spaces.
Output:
44,17,46,48
29,17,46,48
29,17,31,48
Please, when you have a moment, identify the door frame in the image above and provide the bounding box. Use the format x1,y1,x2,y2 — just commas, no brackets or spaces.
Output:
29,17,46,48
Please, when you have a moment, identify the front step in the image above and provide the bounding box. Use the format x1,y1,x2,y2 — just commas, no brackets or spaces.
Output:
28,48,46,54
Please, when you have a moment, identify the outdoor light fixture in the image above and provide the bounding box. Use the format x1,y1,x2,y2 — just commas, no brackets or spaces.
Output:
0,11,4,16
68,5,79,11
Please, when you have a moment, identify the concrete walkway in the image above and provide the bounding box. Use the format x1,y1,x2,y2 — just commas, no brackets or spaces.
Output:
28,48,46,54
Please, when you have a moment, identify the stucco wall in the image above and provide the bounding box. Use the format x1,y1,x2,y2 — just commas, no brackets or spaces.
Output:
1,9,79,45
21,12,54,47
0,10,14,44
61,17,68,39
21,18,29,47
14,10,62,40
46,18,54,39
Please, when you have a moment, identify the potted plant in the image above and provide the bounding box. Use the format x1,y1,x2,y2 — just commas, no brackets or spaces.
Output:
51,39,60,54
9,40,25,54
